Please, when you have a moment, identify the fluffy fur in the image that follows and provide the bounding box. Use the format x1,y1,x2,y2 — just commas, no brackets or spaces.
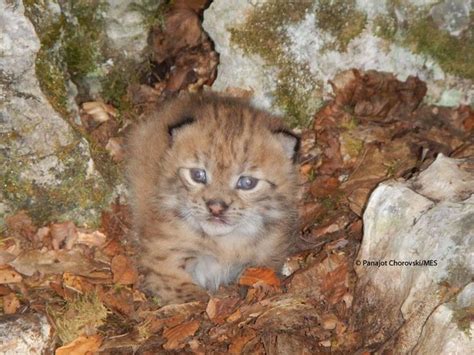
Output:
126,93,299,304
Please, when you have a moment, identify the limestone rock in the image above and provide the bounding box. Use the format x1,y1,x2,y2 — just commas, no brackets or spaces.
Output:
354,154,474,352
0,313,51,354
203,0,474,126
431,0,472,36
203,0,279,113
103,0,149,59
0,1,109,227
413,282,474,354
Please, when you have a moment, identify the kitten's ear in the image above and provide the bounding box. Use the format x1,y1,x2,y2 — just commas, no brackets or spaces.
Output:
168,116,195,142
273,129,300,163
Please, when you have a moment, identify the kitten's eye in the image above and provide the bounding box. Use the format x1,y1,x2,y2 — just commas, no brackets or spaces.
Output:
190,168,207,184
236,176,259,190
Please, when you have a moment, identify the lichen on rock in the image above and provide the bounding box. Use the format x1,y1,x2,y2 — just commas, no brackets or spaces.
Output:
203,0,473,127
353,154,474,352
0,1,111,228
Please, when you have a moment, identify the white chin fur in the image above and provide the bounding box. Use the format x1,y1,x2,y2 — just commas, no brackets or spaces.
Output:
200,221,237,236
199,216,263,237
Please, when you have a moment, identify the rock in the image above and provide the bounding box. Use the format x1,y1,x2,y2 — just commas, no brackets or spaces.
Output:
413,282,474,354
0,313,51,354
203,0,279,113
103,0,149,59
203,0,474,126
0,1,113,228
430,0,472,36
353,154,474,352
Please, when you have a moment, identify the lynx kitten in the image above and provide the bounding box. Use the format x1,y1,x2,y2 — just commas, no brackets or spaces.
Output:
127,94,299,304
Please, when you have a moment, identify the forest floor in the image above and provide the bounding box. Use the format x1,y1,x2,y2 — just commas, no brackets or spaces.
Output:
1,1,473,353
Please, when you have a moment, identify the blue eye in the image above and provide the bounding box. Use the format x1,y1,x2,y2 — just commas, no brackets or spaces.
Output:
190,168,207,184
236,176,258,190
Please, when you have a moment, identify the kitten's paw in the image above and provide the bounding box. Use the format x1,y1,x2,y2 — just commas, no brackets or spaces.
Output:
187,255,243,291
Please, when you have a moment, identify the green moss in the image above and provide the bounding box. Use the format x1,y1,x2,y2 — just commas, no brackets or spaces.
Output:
87,140,121,186
23,2,71,116
373,14,398,42
340,132,364,159
274,64,319,127
384,159,402,178
315,0,367,51
404,14,474,80
452,305,473,337
63,0,107,82
25,0,108,107
23,1,118,206
230,0,319,127
35,48,70,117
340,115,359,130
0,142,110,226
48,292,108,345
128,0,168,30
372,4,474,80
320,196,336,210
100,59,147,121
230,1,311,59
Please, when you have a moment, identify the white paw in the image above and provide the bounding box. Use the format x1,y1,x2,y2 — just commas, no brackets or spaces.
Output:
187,255,243,291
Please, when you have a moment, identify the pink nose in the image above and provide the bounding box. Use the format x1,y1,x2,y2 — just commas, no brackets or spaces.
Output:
206,199,228,216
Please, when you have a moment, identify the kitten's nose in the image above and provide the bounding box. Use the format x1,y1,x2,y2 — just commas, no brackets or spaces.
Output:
206,199,229,216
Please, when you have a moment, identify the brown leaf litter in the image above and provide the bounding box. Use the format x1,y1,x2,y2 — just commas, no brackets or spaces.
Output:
1,66,472,351
1,5,473,352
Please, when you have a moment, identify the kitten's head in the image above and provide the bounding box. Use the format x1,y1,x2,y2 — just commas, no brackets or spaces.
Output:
158,95,299,238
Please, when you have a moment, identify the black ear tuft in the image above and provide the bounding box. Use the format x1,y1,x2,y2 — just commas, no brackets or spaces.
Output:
272,128,300,163
168,116,195,140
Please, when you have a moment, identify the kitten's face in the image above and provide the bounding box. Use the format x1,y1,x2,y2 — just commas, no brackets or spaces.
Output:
158,102,299,238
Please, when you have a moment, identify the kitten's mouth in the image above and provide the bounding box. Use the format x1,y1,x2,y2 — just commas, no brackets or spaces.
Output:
206,216,228,224
199,215,237,236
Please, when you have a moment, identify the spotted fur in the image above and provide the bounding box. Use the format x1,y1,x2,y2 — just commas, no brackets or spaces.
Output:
126,93,299,304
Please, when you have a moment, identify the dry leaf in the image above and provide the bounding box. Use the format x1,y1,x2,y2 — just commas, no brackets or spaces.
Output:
147,314,186,333
0,267,22,284
331,69,426,119
287,253,349,303
55,335,102,355
3,292,20,314
90,119,119,147
9,250,109,278
299,202,324,229
76,230,107,247
228,329,257,354
226,309,242,323
206,296,240,324
151,8,202,63
239,267,281,288
319,339,332,348
173,0,209,12
34,226,50,243
0,285,11,296
346,187,372,216
163,319,200,350
98,286,134,317
63,272,94,294
6,210,36,240
105,137,125,162
101,238,124,257
321,313,339,330
132,289,147,302
82,101,117,122
111,255,138,285
299,163,313,177
50,221,78,250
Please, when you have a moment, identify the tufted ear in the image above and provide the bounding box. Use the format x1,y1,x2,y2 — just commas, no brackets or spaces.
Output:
167,116,195,142
272,129,300,163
